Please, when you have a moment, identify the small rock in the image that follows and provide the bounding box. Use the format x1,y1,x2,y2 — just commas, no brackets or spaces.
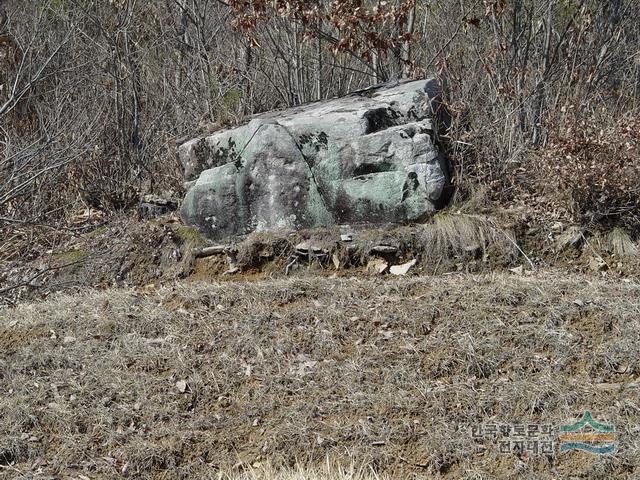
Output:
175,380,187,393
551,221,564,232
367,258,388,274
509,265,524,275
572,299,584,307
196,245,227,257
370,245,398,254
615,363,630,374
295,241,311,253
137,197,178,220
63,336,76,344
390,259,417,276
340,233,353,242
295,241,327,255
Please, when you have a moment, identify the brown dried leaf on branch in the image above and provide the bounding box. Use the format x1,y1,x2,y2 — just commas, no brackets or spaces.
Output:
228,0,417,56
538,116,640,231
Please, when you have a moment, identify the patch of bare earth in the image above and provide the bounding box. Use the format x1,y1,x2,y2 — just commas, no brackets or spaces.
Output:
1,271,639,479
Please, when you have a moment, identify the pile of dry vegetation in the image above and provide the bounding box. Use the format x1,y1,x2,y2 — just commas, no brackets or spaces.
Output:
1,271,640,479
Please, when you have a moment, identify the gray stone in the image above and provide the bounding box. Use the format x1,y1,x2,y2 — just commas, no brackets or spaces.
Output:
138,195,178,220
179,79,451,240
370,245,399,254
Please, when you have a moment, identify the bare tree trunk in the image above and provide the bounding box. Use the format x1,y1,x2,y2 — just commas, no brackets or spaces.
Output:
244,43,253,115
316,19,322,100
174,0,189,124
532,0,554,146
402,2,416,78
372,50,379,84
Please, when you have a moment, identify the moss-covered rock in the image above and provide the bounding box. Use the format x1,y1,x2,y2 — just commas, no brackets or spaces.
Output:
178,79,451,241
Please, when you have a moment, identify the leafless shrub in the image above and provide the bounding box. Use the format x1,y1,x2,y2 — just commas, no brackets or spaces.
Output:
539,116,640,230
1,0,639,245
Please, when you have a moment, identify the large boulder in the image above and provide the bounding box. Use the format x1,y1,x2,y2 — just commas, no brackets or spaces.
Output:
179,79,451,240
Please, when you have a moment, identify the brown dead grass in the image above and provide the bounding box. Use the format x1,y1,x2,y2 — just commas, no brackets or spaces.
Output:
1,271,640,479
219,464,388,480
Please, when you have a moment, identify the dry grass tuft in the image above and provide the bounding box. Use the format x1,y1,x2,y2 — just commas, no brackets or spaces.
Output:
420,212,518,263
451,185,492,215
607,228,638,259
220,463,388,480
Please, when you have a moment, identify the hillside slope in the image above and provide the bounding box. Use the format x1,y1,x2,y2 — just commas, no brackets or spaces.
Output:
1,271,639,479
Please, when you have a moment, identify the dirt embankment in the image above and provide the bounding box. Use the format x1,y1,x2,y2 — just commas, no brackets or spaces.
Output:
1,272,639,479
3,207,639,307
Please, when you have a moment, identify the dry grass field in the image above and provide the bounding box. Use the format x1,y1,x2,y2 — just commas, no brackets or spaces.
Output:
1,271,640,479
